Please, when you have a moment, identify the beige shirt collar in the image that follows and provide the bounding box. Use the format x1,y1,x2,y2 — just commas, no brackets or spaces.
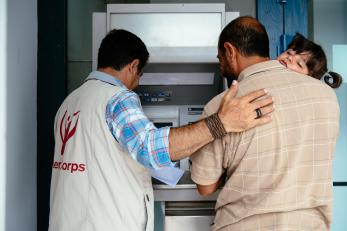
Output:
238,60,285,82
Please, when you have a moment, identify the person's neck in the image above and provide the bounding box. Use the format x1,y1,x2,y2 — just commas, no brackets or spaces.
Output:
97,67,127,86
238,55,270,72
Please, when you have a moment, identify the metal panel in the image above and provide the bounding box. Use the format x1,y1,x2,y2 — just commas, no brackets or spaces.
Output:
67,61,92,93
140,73,214,85
154,187,219,202
107,3,225,17
165,216,214,231
92,13,106,70
225,11,240,24
105,4,226,63
153,172,219,201
164,201,215,231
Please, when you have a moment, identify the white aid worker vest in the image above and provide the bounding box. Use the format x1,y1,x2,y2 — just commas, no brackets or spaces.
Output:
49,79,154,231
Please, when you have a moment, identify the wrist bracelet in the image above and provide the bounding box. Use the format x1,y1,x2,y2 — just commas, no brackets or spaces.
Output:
204,113,227,139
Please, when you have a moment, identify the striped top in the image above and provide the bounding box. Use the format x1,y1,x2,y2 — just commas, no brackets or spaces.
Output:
87,71,173,169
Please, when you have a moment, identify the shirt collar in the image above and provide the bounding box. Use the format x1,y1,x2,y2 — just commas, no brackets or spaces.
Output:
85,71,126,88
238,60,285,82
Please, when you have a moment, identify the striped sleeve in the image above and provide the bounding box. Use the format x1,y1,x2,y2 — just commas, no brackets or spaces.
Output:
105,90,174,169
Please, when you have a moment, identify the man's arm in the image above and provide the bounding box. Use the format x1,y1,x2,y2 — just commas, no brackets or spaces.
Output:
106,81,273,169
106,90,174,169
169,81,274,161
196,179,222,196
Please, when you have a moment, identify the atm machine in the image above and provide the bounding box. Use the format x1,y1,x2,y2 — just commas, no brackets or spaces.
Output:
92,4,239,230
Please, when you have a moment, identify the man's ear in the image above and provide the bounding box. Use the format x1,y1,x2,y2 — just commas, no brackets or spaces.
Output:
129,59,140,74
223,42,237,60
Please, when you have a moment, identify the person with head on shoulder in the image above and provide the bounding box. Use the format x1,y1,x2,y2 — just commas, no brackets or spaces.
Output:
48,29,275,231
190,16,340,231
277,32,343,89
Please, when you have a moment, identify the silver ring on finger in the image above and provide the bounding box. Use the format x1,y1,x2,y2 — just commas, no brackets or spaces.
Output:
255,108,262,119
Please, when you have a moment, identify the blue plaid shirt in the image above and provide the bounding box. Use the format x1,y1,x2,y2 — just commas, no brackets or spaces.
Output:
86,71,174,169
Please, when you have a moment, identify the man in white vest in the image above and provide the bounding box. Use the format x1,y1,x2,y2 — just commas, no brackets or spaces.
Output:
49,29,274,231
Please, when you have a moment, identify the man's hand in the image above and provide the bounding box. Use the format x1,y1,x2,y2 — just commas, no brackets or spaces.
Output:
218,81,274,132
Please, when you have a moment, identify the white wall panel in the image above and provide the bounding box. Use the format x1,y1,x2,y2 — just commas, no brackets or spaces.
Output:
6,0,37,230
0,0,7,230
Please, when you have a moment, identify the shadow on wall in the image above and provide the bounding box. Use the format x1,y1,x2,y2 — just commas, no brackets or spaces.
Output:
37,1,67,231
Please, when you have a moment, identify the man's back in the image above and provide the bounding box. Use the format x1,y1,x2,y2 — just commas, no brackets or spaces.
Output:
191,61,340,231
50,80,153,231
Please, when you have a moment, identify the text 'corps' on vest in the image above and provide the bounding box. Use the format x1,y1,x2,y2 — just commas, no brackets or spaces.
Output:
52,161,86,173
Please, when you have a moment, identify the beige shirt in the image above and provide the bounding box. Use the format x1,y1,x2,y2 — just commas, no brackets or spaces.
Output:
190,61,340,231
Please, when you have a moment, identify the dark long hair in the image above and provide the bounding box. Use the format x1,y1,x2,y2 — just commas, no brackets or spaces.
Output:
288,33,342,88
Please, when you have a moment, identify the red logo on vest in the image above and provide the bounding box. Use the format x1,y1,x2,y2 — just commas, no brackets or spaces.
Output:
59,110,80,155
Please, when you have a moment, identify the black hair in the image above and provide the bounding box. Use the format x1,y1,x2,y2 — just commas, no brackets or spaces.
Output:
97,29,149,73
323,71,343,89
218,16,269,58
288,33,343,88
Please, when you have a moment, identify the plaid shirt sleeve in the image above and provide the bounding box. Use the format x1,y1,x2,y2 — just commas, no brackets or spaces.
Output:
105,89,174,169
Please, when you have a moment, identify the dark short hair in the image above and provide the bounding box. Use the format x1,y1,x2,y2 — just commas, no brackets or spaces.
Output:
218,16,269,58
288,33,342,88
97,29,149,72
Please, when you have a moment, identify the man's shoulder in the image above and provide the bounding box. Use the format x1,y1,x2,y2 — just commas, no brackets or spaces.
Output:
239,67,334,95
288,71,338,100
203,91,227,117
